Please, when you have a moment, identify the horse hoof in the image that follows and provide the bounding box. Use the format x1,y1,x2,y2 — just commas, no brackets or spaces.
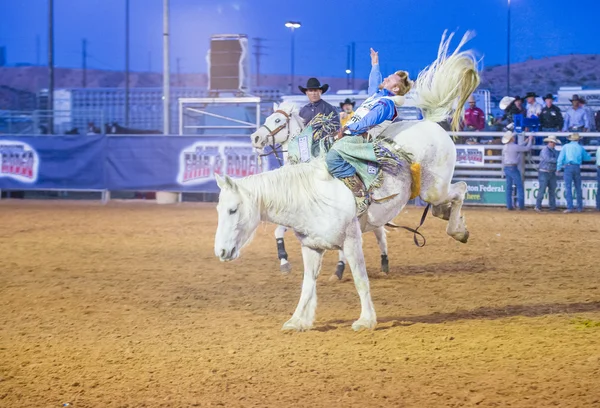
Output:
334,261,345,280
456,230,469,243
280,262,292,274
352,319,376,331
381,255,389,274
282,319,310,332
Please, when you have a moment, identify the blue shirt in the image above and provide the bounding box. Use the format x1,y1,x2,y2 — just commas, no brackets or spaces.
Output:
538,146,559,172
596,146,600,167
556,141,593,170
346,64,396,135
562,107,590,131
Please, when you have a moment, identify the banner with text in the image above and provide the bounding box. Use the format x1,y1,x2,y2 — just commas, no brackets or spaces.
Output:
0,135,105,190
106,136,278,192
460,179,506,205
455,146,485,167
525,180,598,208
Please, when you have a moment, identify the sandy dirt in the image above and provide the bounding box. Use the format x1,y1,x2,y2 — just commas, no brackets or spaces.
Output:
1,201,599,408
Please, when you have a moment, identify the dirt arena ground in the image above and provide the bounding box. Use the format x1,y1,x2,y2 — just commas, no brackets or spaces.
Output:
1,201,600,407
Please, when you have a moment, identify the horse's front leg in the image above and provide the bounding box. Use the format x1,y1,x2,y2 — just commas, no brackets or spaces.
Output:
343,219,377,331
275,225,291,273
373,226,389,274
282,246,324,331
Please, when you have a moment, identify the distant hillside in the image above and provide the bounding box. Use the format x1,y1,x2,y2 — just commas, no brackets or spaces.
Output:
480,54,600,98
2,53,600,110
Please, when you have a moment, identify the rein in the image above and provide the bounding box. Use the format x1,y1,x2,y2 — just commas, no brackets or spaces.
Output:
385,204,430,247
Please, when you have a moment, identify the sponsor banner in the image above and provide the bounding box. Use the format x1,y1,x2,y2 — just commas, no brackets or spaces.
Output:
456,146,485,167
525,180,598,208
106,136,277,192
460,179,506,205
0,135,105,190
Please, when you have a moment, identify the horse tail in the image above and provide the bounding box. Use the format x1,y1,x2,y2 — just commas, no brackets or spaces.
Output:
414,31,481,132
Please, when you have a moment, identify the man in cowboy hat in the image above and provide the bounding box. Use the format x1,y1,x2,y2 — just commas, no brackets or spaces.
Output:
578,96,596,132
326,47,413,197
339,98,356,127
525,91,542,118
502,131,533,210
557,133,593,213
298,77,340,127
539,94,564,132
562,94,590,133
500,95,526,130
535,135,561,212
463,94,485,131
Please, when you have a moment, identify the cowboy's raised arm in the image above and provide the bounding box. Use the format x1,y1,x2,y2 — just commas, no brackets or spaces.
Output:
368,48,382,96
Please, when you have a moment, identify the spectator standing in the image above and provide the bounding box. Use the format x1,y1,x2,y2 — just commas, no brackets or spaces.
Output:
525,92,542,118
502,131,533,211
535,135,561,212
557,133,592,213
562,94,590,133
463,95,485,131
502,96,526,130
579,97,596,133
339,98,356,127
298,78,340,127
539,93,564,131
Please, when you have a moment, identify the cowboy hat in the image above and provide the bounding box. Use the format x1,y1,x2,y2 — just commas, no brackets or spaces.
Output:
569,94,582,102
499,96,515,110
298,77,329,94
339,98,355,109
568,133,581,141
524,92,539,99
543,93,555,101
543,135,561,144
502,131,515,144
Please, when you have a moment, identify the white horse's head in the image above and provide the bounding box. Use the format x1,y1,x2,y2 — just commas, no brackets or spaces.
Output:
250,102,303,151
214,173,260,262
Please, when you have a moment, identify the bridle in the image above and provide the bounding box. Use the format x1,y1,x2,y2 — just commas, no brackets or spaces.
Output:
257,109,297,166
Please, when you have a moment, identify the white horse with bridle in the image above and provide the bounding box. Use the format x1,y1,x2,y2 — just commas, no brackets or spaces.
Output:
215,31,480,331
252,103,390,279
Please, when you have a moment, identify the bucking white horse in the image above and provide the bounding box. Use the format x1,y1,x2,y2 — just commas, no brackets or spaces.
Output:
214,31,480,331
252,103,390,279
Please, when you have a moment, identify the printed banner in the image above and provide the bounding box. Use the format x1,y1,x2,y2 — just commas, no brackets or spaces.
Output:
525,180,598,208
0,135,105,190
460,179,506,205
455,146,485,167
106,136,278,192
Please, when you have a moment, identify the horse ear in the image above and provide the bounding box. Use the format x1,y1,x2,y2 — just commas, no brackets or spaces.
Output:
216,174,238,191
273,102,278,112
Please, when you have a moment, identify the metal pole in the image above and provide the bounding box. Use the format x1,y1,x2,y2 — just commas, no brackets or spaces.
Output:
506,0,511,96
163,0,170,134
82,38,87,87
290,29,295,94
351,41,355,89
125,0,130,126
48,0,54,134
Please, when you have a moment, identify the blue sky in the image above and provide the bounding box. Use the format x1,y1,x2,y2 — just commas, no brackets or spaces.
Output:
1,0,599,80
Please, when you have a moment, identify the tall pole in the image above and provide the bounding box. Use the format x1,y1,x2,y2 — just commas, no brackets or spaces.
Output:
506,0,511,96
125,0,130,126
290,29,295,94
351,41,356,89
82,38,87,88
163,0,170,134
48,0,54,134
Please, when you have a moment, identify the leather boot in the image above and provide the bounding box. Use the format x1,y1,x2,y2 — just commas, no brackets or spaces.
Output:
341,174,367,198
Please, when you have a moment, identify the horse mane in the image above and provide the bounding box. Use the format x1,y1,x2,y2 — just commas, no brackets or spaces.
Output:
237,159,331,214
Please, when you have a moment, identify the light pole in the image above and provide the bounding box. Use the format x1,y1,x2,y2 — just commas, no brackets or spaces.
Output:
506,0,511,96
345,69,351,89
285,21,301,94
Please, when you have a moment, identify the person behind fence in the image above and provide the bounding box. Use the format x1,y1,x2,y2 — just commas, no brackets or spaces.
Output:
535,135,561,212
525,91,542,118
339,98,356,127
501,96,526,130
562,94,590,133
579,97,596,133
539,93,564,132
502,131,533,211
463,94,485,131
557,133,592,213
298,78,340,127
326,47,413,197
